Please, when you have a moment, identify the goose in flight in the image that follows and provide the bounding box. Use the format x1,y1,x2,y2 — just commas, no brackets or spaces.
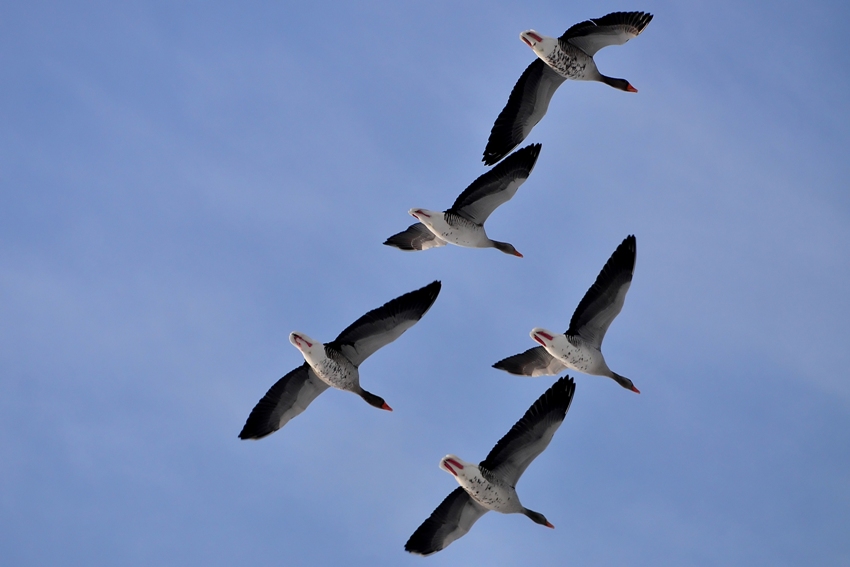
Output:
494,235,639,393
239,281,441,439
483,11,653,165
384,144,541,257
405,376,576,555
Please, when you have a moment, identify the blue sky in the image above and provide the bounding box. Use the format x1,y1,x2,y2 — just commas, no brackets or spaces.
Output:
2,1,849,565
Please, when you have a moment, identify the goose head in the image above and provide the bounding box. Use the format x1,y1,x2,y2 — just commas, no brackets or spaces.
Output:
601,76,639,93
492,240,523,258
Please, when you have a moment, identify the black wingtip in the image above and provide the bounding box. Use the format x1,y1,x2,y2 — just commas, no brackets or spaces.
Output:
238,422,271,441
421,279,442,299
405,519,440,556
618,234,637,258
491,351,535,376
238,398,280,440
632,12,654,33
482,151,505,167
405,487,473,556
483,59,550,166
383,223,437,252
393,280,442,319
478,375,576,473
538,375,576,412
482,137,540,168
483,142,510,166
565,234,637,339
601,11,654,28
483,142,529,167
508,142,542,171
404,540,433,557
382,236,410,250
553,375,576,398
599,234,636,272
533,375,577,418
492,359,515,374
492,361,526,376
560,11,654,41
239,403,279,439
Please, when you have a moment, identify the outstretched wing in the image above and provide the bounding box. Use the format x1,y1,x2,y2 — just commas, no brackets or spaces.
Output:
330,281,442,366
404,487,488,556
492,346,568,377
383,222,447,251
561,11,653,57
238,363,329,440
483,59,565,166
480,376,576,485
568,235,636,348
449,144,541,225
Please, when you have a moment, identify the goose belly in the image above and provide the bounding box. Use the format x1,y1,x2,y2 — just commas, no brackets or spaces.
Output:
457,469,520,513
545,338,600,374
542,45,592,80
425,215,489,248
306,349,359,391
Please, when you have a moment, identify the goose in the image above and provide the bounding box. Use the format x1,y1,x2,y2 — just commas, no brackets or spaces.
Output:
483,11,653,165
493,235,639,393
238,281,441,439
405,376,576,556
384,144,541,256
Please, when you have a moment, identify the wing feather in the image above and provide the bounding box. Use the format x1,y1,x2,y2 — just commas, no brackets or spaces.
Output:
331,281,441,366
483,59,565,166
492,346,568,377
561,11,653,57
480,376,576,485
449,144,541,225
383,223,447,251
238,363,329,440
404,487,488,556
567,235,636,348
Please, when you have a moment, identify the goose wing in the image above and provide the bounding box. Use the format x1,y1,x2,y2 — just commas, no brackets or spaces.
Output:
567,235,636,348
449,144,541,225
238,363,329,439
480,376,575,485
384,222,447,251
483,59,565,166
404,487,488,556
492,346,568,377
560,11,653,57
330,281,441,367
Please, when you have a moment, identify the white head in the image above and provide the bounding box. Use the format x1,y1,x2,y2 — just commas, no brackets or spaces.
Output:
530,327,557,348
439,454,472,478
519,30,557,58
289,332,321,358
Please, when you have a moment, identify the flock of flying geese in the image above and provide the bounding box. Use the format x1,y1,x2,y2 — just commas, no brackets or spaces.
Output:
239,11,653,556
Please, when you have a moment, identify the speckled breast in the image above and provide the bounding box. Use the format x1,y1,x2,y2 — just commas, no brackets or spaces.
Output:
438,213,487,247
545,43,590,80
311,347,359,391
550,336,597,373
460,467,518,512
